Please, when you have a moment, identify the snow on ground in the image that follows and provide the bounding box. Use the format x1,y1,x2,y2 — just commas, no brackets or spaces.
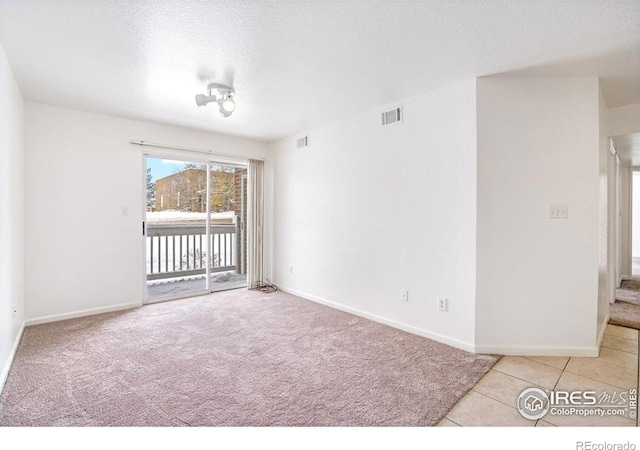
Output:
147,271,247,298
146,210,235,223
143,211,246,298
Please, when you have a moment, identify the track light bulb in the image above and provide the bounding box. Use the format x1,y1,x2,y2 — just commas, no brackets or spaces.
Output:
221,94,235,112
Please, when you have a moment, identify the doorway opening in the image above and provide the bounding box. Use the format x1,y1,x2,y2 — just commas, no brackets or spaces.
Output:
144,155,248,303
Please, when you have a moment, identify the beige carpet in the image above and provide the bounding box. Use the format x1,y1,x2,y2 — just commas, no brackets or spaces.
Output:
0,289,499,426
615,279,640,306
611,280,640,330
609,301,640,330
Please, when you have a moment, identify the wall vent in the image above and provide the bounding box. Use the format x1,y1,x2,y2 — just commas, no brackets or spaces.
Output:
381,107,402,126
297,135,309,148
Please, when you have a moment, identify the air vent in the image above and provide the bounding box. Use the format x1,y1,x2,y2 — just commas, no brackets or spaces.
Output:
297,135,309,148
381,107,402,126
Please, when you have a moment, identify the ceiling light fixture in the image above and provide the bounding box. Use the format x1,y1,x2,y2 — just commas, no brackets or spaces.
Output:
195,83,236,117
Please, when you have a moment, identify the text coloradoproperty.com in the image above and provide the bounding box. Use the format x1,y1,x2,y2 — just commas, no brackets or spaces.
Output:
551,407,628,417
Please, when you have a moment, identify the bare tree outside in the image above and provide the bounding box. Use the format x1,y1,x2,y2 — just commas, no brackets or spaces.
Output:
146,167,156,209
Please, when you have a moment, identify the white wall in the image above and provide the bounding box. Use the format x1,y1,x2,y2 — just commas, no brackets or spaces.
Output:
20,77,607,357
476,78,601,355
0,44,24,389
609,103,640,137
24,103,269,321
271,79,478,350
620,166,632,278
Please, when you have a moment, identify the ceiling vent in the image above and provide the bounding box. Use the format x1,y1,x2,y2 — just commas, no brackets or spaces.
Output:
381,107,402,126
297,135,309,148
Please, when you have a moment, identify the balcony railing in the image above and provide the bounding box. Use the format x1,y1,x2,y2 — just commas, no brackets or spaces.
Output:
145,221,240,281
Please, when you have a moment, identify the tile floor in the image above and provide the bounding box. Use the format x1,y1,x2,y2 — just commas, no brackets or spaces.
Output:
439,324,639,427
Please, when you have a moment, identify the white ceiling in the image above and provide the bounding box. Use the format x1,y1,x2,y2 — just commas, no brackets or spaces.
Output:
0,0,638,141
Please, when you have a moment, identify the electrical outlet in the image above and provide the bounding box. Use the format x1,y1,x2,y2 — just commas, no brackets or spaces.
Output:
548,204,568,219
438,297,448,312
400,289,408,302
121,206,129,216
289,266,293,274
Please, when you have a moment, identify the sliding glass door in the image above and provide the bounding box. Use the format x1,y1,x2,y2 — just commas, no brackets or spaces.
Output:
144,155,247,303
208,163,248,292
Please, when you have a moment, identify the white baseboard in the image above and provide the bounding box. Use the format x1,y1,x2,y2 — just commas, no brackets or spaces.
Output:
24,301,141,326
278,285,476,353
473,344,599,357
475,311,609,357
277,285,606,357
0,321,25,395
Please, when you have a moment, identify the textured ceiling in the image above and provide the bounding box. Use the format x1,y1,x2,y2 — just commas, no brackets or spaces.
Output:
0,0,638,141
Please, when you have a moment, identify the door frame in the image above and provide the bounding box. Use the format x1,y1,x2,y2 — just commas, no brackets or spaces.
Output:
608,149,619,303
629,167,640,281
141,152,249,304
240,173,247,275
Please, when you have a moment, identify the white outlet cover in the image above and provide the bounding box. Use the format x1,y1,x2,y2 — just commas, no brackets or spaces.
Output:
548,204,568,219
438,297,448,312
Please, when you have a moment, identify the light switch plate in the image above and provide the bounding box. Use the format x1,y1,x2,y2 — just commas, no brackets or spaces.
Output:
548,204,568,219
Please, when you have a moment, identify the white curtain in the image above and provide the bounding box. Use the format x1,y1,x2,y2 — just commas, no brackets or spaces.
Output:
247,159,264,288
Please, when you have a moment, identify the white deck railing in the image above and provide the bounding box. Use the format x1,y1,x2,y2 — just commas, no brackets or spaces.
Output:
145,221,240,280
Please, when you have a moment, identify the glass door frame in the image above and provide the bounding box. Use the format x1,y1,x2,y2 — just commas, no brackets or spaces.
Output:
141,152,248,305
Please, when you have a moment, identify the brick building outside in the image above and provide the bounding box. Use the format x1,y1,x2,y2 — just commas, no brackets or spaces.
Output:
155,166,247,219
